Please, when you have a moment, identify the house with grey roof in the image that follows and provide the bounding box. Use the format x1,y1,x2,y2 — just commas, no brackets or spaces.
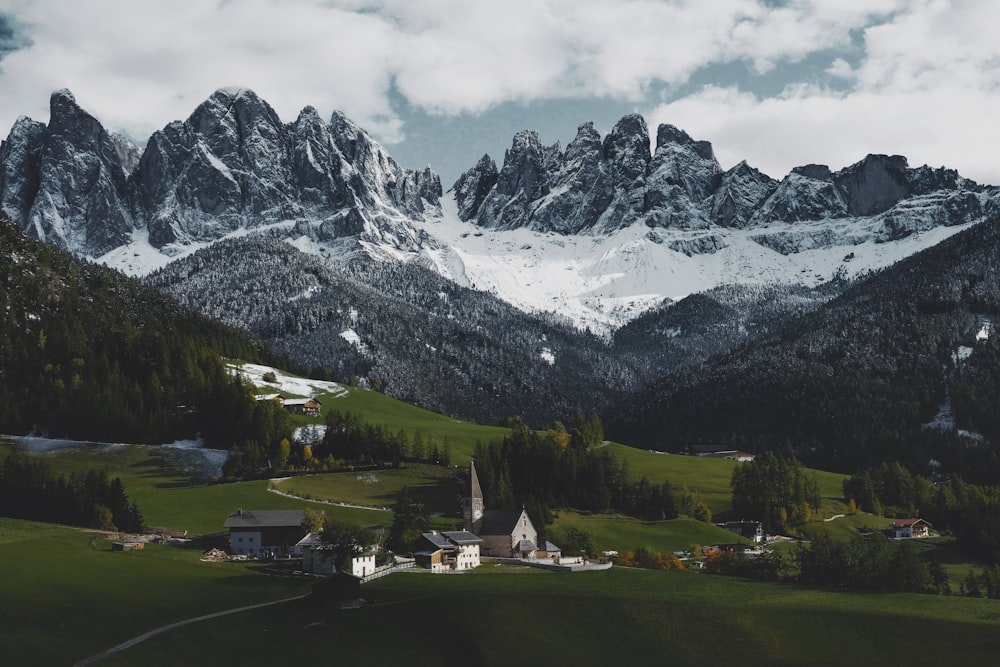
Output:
282,397,322,416
414,530,484,572
223,508,317,558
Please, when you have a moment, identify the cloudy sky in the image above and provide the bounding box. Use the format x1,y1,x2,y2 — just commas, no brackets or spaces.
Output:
0,0,997,187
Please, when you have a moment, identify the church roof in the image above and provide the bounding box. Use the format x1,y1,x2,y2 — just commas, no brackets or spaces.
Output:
469,460,483,500
517,539,538,552
477,509,525,536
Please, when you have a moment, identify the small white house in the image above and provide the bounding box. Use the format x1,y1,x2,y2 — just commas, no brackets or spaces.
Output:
297,527,382,576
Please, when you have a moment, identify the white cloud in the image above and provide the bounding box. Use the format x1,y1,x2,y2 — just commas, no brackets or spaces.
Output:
645,1,1000,184
0,0,995,186
647,82,1000,185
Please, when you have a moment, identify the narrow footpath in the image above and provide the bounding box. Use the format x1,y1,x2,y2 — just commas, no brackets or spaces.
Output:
73,593,307,666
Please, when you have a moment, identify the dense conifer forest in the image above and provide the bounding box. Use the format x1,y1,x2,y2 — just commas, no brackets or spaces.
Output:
0,452,144,532
0,214,296,447
615,215,1000,479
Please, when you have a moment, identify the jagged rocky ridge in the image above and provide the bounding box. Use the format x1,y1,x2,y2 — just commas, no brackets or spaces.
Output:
0,88,441,257
453,114,994,255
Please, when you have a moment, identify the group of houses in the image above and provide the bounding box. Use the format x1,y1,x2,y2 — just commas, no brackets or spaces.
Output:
221,461,566,578
223,508,386,577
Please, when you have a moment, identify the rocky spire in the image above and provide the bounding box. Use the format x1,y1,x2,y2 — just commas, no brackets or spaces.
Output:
20,89,134,255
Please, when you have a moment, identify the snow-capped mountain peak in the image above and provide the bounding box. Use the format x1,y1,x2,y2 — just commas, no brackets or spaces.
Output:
1,92,995,334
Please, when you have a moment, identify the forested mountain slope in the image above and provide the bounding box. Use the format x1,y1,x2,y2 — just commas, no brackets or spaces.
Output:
614,213,1000,479
0,214,288,445
145,237,635,426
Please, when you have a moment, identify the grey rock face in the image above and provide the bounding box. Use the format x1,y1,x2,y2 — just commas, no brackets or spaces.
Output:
711,161,778,229
474,130,554,230
752,169,849,223
454,115,991,257
0,87,442,256
833,154,910,217
0,116,46,224
15,90,135,255
110,133,142,176
532,122,614,234
643,123,722,230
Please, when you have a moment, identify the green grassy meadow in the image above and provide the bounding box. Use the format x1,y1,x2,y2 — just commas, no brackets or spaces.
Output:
293,381,512,464
274,463,458,512
3,383,998,664
98,566,1000,666
604,442,850,518
0,519,310,665
550,511,751,554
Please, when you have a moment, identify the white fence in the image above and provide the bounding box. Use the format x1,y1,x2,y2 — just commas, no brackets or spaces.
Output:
362,560,414,582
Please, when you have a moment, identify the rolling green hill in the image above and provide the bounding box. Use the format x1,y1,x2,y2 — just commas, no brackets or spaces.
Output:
78,563,1000,666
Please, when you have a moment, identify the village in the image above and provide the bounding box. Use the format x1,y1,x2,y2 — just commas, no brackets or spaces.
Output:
188,459,936,605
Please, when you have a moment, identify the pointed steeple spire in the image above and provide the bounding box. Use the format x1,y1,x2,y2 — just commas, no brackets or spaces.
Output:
469,459,483,503
464,460,485,533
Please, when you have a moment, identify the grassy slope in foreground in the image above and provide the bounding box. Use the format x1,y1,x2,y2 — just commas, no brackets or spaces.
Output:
101,566,1000,666
0,519,309,666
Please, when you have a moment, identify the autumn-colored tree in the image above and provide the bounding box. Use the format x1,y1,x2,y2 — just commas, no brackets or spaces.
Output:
277,438,291,469
613,550,637,567
545,421,570,449
301,508,326,533
652,551,685,571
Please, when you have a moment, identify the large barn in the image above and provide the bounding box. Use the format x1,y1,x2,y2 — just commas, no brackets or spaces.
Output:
224,509,315,558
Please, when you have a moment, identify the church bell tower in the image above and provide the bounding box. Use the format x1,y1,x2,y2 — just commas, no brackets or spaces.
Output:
463,460,485,533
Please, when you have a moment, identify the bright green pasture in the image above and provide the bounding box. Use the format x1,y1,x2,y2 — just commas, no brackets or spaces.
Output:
274,463,458,513
294,382,513,464
132,480,392,535
101,566,1000,666
0,519,310,666
605,442,850,518
797,512,895,542
9,440,196,490
550,511,750,554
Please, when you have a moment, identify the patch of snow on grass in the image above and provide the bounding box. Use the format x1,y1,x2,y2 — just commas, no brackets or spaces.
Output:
231,362,348,398
3,434,228,479
540,347,555,365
